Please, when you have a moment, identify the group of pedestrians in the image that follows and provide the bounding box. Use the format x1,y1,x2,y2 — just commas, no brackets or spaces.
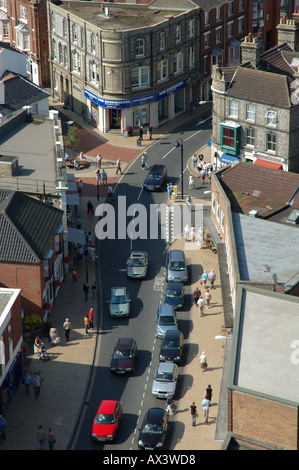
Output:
22,370,42,401
189,384,213,426
37,425,56,450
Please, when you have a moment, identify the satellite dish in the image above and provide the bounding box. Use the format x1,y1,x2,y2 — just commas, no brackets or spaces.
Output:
272,273,277,284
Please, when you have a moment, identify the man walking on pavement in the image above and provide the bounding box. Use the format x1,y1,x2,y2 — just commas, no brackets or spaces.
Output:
116,159,122,175
63,318,72,342
23,370,31,395
32,372,42,401
37,425,46,450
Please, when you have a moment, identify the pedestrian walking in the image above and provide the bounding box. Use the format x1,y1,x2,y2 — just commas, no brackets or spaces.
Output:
84,315,90,333
190,224,196,242
77,245,84,261
87,200,94,215
200,270,208,288
189,102,195,116
76,215,82,230
107,184,114,201
88,244,96,263
83,281,89,301
139,126,143,140
37,425,46,450
200,169,206,184
193,287,201,305
202,396,210,423
63,318,72,342
186,195,192,211
78,180,83,195
0,415,6,443
166,394,175,415
47,428,56,451
184,224,190,241
96,169,102,185
207,168,212,184
87,231,93,246
49,326,60,345
208,269,216,289
192,154,198,168
205,384,213,402
96,153,102,169
32,372,42,400
116,159,122,175
204,289,211,308
148,124,153,140
167,183,172,200
141,153,149,170
88,307,94,329
190,402,197,426
102,169,107,184
23,370,31,395
197,296,205,317
188,174,194,190
199,351,208,372
72,271,78,290
92,281,97,299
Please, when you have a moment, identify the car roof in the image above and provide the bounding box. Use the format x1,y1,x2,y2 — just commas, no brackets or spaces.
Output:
168,249,184,260
98,400,119,413
145,407,165,424
149,164,166,173
116,337,133,349
157,362,176,373
158,304,175,315
163,330,182,341
167,282,183,290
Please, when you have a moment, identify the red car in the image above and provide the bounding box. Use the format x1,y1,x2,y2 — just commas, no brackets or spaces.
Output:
91,400,122,442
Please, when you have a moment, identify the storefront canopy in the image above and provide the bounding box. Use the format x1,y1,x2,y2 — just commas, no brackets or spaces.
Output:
220,153,240,164
254,159,283,170
67,227,86,245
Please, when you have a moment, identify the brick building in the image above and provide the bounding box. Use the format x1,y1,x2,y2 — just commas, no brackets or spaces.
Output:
0,190,64,319
2,0,49,86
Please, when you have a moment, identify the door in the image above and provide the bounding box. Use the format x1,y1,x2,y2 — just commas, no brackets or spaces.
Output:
109,109,121,130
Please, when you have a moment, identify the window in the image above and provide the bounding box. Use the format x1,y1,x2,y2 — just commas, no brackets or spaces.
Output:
173,51,183,74
90,62,99,83
228,1,233,15
59,43,63,64
204,32,210,48
131,66,149,88
267,133,276,152
227,21,233,37
1,0,7,9
212,193,216,213
175,25,181,44
72,51,81,73
238,16,244,33
91,34,96,53
246,104,255,121
189,46,195,68
52,38,57,61
188,19,195,38
220,211,225,232
157,58,168,81
239,0,244,10
136,38,144,57
159,31,165,51
229,100,238,117
222,127,235,147
246,128,255,146
44,260,49,279
72,24,78,43
20,6,27,23
204,12,210,26
64,46,68,66
216,26,221,43
229,45,240,62
216,6,221,20
63,19,67,37
266,109,277,126
2,21,9,39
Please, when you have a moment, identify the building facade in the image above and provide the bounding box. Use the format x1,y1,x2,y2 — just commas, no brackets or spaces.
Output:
48,1,248,134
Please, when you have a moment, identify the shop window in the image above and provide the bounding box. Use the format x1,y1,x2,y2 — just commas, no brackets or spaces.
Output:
174,89,184,114
133,104,149,128
158,97,168,122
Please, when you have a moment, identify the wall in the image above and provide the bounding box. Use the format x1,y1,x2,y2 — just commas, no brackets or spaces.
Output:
228,389,298,450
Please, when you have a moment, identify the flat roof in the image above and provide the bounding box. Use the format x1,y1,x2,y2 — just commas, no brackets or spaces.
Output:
230,286,299,404
58,2,184,31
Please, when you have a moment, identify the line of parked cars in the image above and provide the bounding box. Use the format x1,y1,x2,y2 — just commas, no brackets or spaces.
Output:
91,217,189,448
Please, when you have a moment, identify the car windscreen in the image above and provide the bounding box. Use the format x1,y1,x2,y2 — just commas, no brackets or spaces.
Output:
128,258,146,266
169,261,185,271
142,423,162,434
155,371,174,382
146,173,162,181
113,349,132,359
166,289,181,297
163,340,180,350
159,315,175,325
95,413,115,424
110,295,127,304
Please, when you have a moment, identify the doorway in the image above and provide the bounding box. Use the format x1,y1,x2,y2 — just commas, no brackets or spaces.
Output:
109,109,121,130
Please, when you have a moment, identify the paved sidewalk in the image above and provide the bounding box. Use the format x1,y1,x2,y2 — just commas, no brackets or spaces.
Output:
0,103,231,451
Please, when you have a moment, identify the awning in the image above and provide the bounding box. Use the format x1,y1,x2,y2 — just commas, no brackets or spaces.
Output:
66,192,79,206
254,159,283,170
67,227,86,245
220,153,240,164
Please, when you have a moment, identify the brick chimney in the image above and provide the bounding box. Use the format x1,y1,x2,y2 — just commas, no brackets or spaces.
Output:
277,16,299,50
240,33,262,69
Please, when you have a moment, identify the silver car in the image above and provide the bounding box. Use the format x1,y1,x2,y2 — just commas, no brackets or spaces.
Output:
155,304,178,339
126,251,148,279
152,362,178,399
166,249,188,284
108,287,130,318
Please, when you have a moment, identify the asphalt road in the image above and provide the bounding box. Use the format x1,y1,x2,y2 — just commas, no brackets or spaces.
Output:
72,114,212,450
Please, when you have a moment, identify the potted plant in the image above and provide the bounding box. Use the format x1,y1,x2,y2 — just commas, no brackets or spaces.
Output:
54,279,62,288
22,313,42,340
43,301,52,311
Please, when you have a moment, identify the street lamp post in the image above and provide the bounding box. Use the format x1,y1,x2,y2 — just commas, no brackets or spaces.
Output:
174,138,184,200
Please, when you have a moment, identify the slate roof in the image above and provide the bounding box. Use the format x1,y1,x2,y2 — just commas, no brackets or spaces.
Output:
0,75,50,117
225,66,291,108
0,190,63,264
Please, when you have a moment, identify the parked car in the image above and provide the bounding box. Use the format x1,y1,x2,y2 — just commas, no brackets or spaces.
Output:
166,249,188,283
138,408,169,450
107,287,130,318
152,362,178,399
155,304,178,339
164,282,185,310
110,337,137,374
159,330,184,363
91,400,122,442
126,251,148,279
143,164,167,191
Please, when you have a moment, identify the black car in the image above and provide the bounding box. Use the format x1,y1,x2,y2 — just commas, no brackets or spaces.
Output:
159,330,184,363
143,164,167,191
110,337,137,374
138,408,169,450
164,282,185,310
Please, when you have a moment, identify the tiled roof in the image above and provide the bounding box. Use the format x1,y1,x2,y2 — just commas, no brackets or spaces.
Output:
259,42,299,78
225,66,291,108
0,191,63,264
220,162,299,210
0,75,50,117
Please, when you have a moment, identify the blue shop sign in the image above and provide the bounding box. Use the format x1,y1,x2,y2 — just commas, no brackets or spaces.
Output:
156,79,187,101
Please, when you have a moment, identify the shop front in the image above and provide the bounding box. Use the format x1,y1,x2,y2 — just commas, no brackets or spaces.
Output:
0,351,23,415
